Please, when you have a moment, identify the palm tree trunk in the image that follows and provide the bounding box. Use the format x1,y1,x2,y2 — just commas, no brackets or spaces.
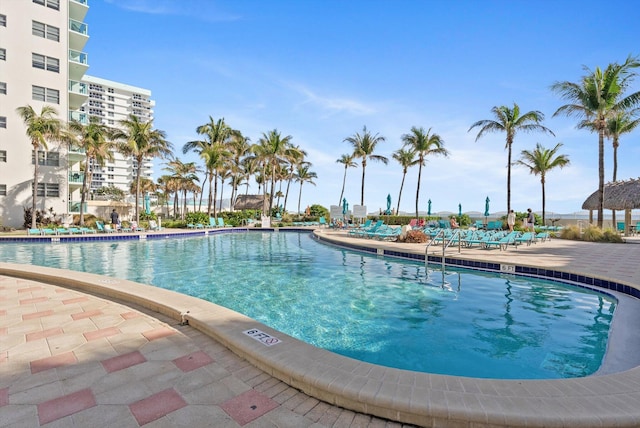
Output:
284,177,292,213
339,166,347,206
541,176,546,225
32,147,39,229
213,174,219,218
135,158,142,223
397,172,406,215
79,156,91,226
297,183,303,215
207,174,214,216
506,142,512,213
597,130,605,228
360,160,366,206
415,163,422,220
612,142,618,227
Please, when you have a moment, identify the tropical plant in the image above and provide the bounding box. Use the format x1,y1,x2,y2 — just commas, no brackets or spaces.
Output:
15,105,64,229
392,147,417,215
335,153,357,207
551,55,640,227
469,103,555,213
68,117,116,225
164,159,200,220
401,126,449,220
254,129,294,213
295,164,317,214
515,143,570,225
344,126,388,206
113,115,173,223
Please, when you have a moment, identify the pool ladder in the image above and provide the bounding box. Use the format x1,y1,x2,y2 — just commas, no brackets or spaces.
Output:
425,229,462,270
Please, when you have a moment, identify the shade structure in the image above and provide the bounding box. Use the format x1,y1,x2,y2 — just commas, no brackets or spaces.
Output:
484,197,490,217
582,178,640,210
234,194,266,210
427,199,432,216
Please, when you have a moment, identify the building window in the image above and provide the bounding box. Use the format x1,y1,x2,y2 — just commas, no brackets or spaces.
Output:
32,21,59,41
33,0,60,11
35,183,60,197
32,86,59,104
108,175,114,180
0,82,6,95
0,14,6,27
0,48,5,61
108,88,114,93
108,112,114,117
0,150,6,162
32,151,60,167
32,54,59,72
0,184,6,196
108,119,114,125
0,116,6,128
108,95,114,101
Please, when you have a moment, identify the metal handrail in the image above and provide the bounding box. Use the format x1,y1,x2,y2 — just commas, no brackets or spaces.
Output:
425,229,462,271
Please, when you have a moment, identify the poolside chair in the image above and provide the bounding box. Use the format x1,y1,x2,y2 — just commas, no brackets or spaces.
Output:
206,217,217,228
482,232,518,250
27,228,42,236
617,222,625,234
187,223,196,229
68,227,83,235
103,224,116,233
217,217,232,227
319,217,328,227
514,232,535,246
55,227,71,235
474,220,484,230
80,227,97,234
148,220,161,231
131,221,145,232
41,228,56,236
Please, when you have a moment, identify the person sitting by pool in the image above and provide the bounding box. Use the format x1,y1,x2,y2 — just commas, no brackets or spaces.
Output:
450,216,459,229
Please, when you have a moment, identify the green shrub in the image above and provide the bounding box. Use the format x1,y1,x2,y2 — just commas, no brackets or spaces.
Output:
582,226,604,242
602,229,624,243
560,225,582,240
185,212,209,225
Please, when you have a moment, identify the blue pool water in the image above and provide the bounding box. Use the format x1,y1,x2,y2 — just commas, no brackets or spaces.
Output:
0,231,615,379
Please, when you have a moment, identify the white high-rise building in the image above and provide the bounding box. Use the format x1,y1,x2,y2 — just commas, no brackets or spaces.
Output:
0,0,155,229
79,75,155,195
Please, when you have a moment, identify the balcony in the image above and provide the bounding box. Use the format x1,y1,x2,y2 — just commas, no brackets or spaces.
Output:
69,0,89,22
68,49,89,80
68,201,87,214
69,110,88,124
69,171,85,184
69,18,89,51
68,80,88,110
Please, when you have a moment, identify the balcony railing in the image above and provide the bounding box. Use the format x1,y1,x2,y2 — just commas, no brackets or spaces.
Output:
69,49,88,65
69,18,88,35
69,172,85,183
68,110,88,124
68,201,87,213
69,80,88,95
70,0,88,6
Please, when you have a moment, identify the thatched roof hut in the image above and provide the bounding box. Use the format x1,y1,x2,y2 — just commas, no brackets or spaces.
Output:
582,178,640,210
582,178,640,233
234,194,266,211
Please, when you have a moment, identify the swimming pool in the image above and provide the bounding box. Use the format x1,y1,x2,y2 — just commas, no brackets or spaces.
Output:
0,231,615,379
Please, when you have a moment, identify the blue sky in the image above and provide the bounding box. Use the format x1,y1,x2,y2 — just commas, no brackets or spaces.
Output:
86,0,640,216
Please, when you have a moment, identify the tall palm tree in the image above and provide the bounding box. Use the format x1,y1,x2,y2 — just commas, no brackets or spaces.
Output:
254,129,294,213
606,110,640,225
283,145,307,213
227,132,251,209
294,164,317,214
469,103,554,213
551,55,640,227
344,126,388,206
183,117,233,214
114,115,173,223
68,117,115,225
200,143,230,218
515,143,570,225
401,127,449,220
336,153,357,207
391,147,417,215
164,159,199,220
16,105,64,229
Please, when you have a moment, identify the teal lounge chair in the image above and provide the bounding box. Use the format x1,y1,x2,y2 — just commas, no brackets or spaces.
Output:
56,227,71,235
27,228,42,236
206,217,217,228
187,223,196,229
482,232,518,250
68,227,83,234
514,232,535,246
80,227,97,234
319,217,328,227
217,218,232,227
41,228,56,236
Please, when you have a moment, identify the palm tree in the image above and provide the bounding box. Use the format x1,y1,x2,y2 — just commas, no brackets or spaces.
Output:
200,143,230,218
401,127,449,220
254,129,294,213
16,105,64,229
113,115,173,223
68,117,115,225
336,153,357,207
182,116,234,216
391,147,417,215
605,110,640,225
164,159,199,220
344,126,388,206
227,132,251,209
295,164,317,214
551,55,640,227
283,145,307,213
515,143,570,225
469,103,554,213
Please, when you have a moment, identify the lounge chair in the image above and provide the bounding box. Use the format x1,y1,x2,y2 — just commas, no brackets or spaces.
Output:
68,227,83,234
80,227,97,234
319,217,328,227
148,220,161,231
27,228,42,236
103,224,116,233
217,218,232,227
187,223,196,229
131,222,145,232
41,228,56,236
55,227,71,235
514,232,535,246
482,232,518,250
206,217,217,228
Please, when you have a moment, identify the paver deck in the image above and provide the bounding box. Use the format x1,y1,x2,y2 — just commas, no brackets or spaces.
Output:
1,228,640,427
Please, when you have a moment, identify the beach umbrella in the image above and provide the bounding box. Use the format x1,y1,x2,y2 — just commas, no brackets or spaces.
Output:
427,199,432,216
342,198,348,215
458,203,462,216
386,194,392,215
144,193,151,215
484,197,490,217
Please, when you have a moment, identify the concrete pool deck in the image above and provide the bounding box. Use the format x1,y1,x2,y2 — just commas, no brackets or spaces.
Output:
1,228,640,427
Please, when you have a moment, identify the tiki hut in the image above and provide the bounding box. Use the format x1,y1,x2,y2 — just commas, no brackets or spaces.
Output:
582,178,640,234
234,194,266,211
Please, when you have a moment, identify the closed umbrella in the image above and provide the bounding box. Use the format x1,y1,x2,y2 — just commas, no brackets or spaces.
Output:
342,198,348,215
458,203,462,217
427,199,432,216
144,193,151,215
484,197,490,217
386,194,392,215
